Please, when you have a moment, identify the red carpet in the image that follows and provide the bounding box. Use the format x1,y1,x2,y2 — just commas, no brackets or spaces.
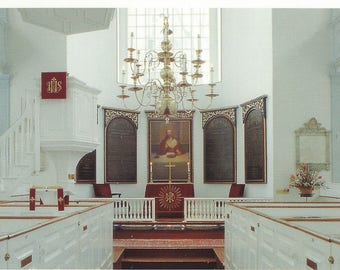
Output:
113,238,224,249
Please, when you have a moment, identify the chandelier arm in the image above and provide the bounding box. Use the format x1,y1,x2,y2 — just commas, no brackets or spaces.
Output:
118,15,217,120
173,51,185,68
139,50,160,76
170,86,186,103
132,86,154,108
190,97,214,111
122,97,143,111
180,98,195,114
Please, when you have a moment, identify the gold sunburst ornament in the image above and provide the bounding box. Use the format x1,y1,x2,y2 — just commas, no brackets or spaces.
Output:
159,185,182,211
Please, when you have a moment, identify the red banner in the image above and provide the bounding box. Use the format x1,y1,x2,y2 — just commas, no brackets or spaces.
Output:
29,188,35,211
41,72,67,99
57,188,64,211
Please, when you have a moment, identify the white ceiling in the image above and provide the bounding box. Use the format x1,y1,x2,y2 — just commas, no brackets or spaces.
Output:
18,8,115,35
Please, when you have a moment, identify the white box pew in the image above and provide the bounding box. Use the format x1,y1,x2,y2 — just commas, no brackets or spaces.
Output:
225,202,340,270
0,200,113,269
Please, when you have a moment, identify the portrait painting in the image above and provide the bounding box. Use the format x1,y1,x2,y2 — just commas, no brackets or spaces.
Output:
148,116,192,182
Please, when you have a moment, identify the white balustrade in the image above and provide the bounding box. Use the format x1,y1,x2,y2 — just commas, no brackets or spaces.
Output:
0,97,40,190
113,198,155,222
184,198,272,222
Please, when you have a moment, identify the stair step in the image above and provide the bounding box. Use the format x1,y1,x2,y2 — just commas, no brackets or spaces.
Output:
122,248,217,263
121,261,217,269
121,256,217,263
15,163,29,167
1,177,18,181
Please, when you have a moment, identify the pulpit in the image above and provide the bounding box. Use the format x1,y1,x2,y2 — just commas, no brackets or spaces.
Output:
145,183,194,218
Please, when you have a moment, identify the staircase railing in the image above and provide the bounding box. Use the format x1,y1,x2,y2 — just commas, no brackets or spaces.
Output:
0,97,40,191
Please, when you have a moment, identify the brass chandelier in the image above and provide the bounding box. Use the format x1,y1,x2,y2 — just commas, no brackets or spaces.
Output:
117,16,218,121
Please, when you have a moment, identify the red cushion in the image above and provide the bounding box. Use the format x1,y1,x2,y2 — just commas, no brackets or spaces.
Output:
93,184,112,198
229,184,245,198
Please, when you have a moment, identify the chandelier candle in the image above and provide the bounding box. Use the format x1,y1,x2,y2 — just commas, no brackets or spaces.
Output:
118,15,219,121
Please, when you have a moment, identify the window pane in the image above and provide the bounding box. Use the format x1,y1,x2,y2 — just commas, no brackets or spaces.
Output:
118,8,220,85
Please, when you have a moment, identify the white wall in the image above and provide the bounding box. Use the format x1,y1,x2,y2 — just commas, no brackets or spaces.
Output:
67,8,274,198
213,9,273,198
272,9,332,200
2,8,337,201
8,9,67,123
4,9,68,196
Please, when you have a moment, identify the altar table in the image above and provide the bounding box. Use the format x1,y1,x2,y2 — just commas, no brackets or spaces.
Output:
145,183,194,218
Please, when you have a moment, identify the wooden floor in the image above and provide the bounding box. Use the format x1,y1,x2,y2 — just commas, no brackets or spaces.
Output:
113,219,224,269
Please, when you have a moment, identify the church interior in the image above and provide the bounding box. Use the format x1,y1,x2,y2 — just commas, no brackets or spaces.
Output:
1,5,340,270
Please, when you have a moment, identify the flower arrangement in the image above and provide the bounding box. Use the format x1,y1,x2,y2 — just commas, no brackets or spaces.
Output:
289,163,325,190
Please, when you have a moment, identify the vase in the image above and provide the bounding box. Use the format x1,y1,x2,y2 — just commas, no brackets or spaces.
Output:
299,187,314,197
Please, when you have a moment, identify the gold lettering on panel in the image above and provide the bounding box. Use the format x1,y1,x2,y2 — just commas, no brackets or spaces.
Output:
47,77,62,93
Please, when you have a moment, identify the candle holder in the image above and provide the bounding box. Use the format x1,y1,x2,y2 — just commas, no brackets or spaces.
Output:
149,162,153,183
117,16,219,117
149,171,153,183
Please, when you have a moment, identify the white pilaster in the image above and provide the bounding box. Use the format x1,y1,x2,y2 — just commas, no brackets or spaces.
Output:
331,11,340,185
0,74,9,135
0,9,9,135
0,9,8,74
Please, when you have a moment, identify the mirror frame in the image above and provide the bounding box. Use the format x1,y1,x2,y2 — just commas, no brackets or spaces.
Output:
295,117,330,171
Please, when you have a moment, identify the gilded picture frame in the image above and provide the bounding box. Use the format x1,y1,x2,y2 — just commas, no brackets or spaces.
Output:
146,111,193,183
295,117,330,171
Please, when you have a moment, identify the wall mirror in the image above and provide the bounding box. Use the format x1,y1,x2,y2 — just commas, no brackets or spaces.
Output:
295,117,330,171
241,96,267,184
201,107,237,183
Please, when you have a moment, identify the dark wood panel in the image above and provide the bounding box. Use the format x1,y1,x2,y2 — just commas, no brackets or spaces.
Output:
244,109,266,183
105,117,137,183
76,150,96,183
204,117,235,183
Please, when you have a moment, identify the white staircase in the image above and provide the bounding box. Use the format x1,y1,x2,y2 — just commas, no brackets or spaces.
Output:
0,97,40,196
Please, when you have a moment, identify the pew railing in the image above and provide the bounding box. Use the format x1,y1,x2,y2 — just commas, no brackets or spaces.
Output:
112,198,155,222
184,198,272,222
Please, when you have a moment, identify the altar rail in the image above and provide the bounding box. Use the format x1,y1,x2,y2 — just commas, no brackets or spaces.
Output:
184,198,272,222
113,198,155,222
